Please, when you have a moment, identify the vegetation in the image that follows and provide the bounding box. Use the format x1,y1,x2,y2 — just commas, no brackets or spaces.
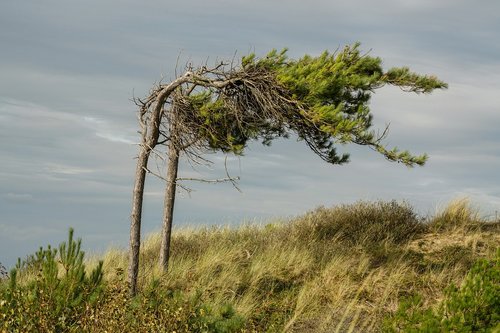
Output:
1,199,499,332
383,250,500,332
0,264,7,280
0,229,103,332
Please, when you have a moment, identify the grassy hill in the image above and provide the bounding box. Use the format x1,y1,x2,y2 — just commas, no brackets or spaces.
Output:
1,199,499,332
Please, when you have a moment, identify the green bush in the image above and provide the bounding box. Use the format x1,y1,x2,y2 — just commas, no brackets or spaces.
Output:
383,249,500,332
296,200,423,246
135,280,245,333
190,301,245,333
0,228,104,332
78,274,246,332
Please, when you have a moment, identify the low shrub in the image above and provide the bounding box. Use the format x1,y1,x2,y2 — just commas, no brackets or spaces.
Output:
0,229,104,332
78,271,245,332
383,249,500,332
295,200,423,247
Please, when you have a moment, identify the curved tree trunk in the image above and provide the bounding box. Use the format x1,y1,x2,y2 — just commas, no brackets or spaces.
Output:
159,141,180,271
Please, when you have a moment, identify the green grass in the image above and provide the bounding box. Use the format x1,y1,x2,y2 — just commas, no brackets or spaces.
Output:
2,199,499,332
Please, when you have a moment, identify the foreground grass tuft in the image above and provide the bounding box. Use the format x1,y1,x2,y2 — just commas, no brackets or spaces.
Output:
1,199,499,332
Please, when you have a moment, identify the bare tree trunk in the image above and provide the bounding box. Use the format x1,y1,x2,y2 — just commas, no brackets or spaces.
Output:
159,137,180,271
128,149,150,296
128,73,191,295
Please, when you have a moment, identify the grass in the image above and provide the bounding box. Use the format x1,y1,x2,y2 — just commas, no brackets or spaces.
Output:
2,199,499,332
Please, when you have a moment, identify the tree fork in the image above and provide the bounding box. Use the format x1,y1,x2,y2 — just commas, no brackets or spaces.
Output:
128,73,192,296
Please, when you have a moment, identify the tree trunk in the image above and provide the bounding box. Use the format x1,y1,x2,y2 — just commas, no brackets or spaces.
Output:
159,141,180,271
127,73,191,295
128,148,150,296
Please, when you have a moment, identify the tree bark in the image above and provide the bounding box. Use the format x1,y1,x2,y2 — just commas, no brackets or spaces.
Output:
128,149,150,296
159,134,180,271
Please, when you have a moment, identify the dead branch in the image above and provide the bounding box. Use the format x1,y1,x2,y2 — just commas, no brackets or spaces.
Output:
224,155,241,192
176,176,240,184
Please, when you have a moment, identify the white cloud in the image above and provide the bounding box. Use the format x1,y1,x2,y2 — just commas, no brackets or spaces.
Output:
0,223,61,242
3,193,34,202
43,163,94,175
83,116,136,144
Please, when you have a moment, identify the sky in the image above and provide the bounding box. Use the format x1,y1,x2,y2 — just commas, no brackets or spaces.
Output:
1,0,499,268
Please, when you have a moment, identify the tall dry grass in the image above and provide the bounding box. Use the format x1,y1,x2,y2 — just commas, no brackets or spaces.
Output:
78,199,499,332
2,199,498,332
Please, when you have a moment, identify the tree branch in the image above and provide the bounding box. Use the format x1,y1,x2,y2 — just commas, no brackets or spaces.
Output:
176,176,240,184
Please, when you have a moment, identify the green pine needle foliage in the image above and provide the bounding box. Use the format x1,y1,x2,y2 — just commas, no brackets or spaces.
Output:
383,249,500,332
0,228,104,332
192,93,250,155
171,45,445,168
241,44,447,167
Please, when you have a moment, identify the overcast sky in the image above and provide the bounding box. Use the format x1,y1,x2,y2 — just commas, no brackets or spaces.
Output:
1,0,499,268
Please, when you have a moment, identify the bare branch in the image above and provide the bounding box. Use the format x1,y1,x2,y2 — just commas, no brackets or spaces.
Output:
224,155,242,192
142,166,168,182
176,182,193,197
176,176,240,184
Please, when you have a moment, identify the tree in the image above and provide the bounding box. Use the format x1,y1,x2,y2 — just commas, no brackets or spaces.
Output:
128,44,447,295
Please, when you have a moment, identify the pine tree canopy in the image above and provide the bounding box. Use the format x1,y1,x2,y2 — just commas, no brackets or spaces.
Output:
162,43,447,167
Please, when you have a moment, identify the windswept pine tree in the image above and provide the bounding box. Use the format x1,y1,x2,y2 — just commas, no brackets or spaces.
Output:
128,44,447,295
